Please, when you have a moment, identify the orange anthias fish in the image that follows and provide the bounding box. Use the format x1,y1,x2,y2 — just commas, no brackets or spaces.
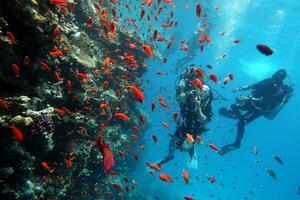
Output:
162,122,169,128
208,143,219,152
10,124,23,142
87,16,93,28
6,31,16,44
146,162,161,171
152,134,158,143
196,3,202,18
142,45,154,57
127,85,144,103
184,196,194,200
66,80,72,94
50,50,63,57
159,173,173,183
11,64,20,77
186,133,194,143
49,0,69,4
182,169,189,184
76,72,90,79
0,98,9,109
158,96,169,108
103,57,110,70
97,136,115,173
114,113,130,120
151,102,156,111
203,34,211,43
189,78,203,90
40,161,55,173
209,74,218,83
173,112,178,122
195,68,204,79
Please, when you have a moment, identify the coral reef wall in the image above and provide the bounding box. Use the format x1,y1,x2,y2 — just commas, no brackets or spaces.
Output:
0,0,151,199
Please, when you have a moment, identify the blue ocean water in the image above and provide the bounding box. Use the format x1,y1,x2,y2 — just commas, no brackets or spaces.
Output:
123,0,300,199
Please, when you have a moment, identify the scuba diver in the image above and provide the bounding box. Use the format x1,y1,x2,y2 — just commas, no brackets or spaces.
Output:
159,67,213,166
174,32,200,73
218,69,293,155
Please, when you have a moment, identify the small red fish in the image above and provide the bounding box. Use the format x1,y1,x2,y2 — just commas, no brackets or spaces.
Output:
127,85,144,103
87,16,92,28
140,9,145,19
151,102,156,111
134,153,138,160
167,36,174,49
11,64,20,77
209,176,216,183
97,136,115,173
209,74,218,83
196,3,202,18
159,173,173,183
142,45,154,57
114,113,130,120
234,39,241,43
76,72,90,79
203,34,211,43
0,98,9,109
162,122,169,128
40,60,51,70
184,196,194,200
190,78,203,90
195,68,204,79
113,183,122,190
208,143,219,151
152,134,158,143
23,56,30,65
139,115,145,124
10,124,23,142
146,162,161,171
54,71,63,81
173,112,178,122
66,80,72,94
49,0,68,4
50,50,63,57
6,31,16,44
40,161,55,173
118,151,125,158
182,169,189,184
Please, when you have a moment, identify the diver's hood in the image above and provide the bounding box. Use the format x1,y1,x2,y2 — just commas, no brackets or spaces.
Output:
272,69,287,82
182,140,194,152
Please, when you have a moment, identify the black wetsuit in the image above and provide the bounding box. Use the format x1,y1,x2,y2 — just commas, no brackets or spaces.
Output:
219,77,292,154
160,87,213,164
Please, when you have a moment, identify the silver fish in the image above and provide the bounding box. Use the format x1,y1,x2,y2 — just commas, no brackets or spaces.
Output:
252,145,258,155
265,168,277,179
273,155,284,165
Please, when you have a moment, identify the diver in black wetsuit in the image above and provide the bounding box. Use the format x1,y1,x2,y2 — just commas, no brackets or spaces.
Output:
218,69,293,155
159,67,213,165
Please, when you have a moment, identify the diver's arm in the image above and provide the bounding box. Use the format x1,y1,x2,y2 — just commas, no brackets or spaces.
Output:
233,79,270,92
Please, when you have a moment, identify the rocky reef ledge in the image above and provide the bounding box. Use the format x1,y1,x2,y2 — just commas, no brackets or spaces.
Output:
0,0,154,199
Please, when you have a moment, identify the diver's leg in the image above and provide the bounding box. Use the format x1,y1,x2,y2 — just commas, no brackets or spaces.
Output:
219,111,261,155
232,111,262,146
159,135,178,165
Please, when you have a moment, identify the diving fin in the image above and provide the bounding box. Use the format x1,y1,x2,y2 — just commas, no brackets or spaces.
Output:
187,150,198,169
